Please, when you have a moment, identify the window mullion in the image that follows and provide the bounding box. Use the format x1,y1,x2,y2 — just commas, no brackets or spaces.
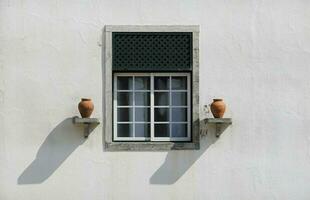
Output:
150,74,155,141
132,76,135,138
169,76,172,138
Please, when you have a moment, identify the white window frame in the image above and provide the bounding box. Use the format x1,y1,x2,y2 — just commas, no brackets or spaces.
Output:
113,72,191,142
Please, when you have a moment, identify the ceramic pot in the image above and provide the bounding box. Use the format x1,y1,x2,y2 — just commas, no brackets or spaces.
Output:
78,98,94,118
210,99,226,118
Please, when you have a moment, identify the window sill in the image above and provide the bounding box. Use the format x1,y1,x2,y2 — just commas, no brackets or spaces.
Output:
105,141,200,151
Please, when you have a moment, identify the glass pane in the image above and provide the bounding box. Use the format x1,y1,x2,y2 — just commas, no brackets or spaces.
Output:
154,76,169,90
172,76,187,90
117,124,133,137
171,92,187,106
154,92,169,106
155,124,169,137
117,108,133,122
117,92,133,106
171,124,187,137
117,76,132,90
135,108,150,122
135,123,150,137
155,108,169,122
135,77,150,90
171,108,187,122
135,92,150,106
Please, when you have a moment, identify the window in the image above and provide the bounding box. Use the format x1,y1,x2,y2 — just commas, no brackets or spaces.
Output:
113,73,191,141
104,25,199,150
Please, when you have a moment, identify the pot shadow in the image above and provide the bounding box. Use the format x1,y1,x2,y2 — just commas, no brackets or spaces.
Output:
149,121,230,185
18,117,86,184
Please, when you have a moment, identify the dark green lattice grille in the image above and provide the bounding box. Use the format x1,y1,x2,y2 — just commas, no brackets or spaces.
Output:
112,32,192,71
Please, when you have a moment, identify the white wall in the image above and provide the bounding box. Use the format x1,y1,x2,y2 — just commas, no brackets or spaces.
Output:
1,0,310,199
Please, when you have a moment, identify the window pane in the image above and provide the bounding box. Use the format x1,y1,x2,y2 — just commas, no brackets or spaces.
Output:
135,92,150,106
135,124,150,137
135,77,150,90
135,108,150,122
117,108,133,122
155,108,169,122
172,76,187,90
117,76,132,90
171,92,187,106
155,124,169,137
171,108,187,122
117,92,133,106
117,124,133,137
171,124,187,137
154,92,169,106
154,76,169,90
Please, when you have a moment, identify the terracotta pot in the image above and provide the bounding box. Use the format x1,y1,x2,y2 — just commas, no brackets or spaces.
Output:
78,98,94,118
210,99,226,118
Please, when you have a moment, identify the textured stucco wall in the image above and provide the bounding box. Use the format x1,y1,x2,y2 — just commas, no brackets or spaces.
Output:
1,1,310,200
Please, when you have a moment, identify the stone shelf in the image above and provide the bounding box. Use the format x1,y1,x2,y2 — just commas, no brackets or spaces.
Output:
204,118,232,137
72,116,100,138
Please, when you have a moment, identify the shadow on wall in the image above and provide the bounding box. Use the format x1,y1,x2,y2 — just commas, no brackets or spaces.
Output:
18,118,85,184
150,122,230,185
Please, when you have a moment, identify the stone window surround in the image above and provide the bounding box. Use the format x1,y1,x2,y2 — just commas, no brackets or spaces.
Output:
103,25,200,151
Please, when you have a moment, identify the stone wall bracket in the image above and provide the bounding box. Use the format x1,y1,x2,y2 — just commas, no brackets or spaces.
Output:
72,116,100,138
204,118,232,137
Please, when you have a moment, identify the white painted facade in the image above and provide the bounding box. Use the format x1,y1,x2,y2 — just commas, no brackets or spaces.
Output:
1,1,310,199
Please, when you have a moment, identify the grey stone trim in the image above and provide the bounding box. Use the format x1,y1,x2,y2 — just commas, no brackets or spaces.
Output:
72,117,100,124
205,118,232,124
103,25,200,151
103,26,113,145
105,142,199,151
105,25,199,33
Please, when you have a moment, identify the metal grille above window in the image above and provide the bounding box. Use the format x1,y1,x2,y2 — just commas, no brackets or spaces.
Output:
112,32,192,71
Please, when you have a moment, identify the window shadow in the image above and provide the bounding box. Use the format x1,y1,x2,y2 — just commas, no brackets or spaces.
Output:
18,118,86,184
149,121,230,185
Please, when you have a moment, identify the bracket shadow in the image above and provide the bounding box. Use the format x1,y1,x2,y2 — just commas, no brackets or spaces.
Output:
18,118,85,184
